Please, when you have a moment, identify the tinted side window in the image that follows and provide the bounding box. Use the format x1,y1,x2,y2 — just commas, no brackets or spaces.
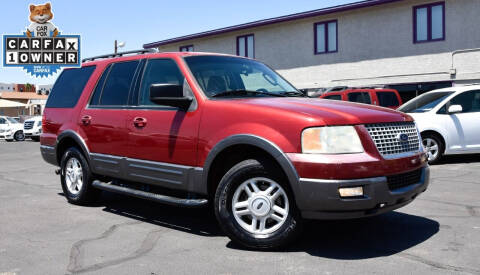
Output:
324,95,341,100
0,118,6,124
348,92,371,104
89,65,111,106
450,90,480,113
139,59,184,106
46,66,95,108
377,92,399,107
99,61,139,106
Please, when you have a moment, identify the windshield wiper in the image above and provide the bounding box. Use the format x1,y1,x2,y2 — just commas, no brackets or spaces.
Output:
211,89,286,98
280,91,306,97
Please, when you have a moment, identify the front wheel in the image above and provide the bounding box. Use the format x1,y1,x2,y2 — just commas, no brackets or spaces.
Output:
214,159,302,250
422,133,444,164
14,130,25,141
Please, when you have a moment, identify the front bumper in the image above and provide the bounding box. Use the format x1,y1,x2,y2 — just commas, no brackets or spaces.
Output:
24,129,41,137
0,131,14,140
297,166,429,219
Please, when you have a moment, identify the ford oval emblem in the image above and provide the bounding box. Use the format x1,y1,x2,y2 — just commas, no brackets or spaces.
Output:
397,133,409,142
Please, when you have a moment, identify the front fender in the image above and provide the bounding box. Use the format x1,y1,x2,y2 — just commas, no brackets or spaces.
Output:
202,134,306,209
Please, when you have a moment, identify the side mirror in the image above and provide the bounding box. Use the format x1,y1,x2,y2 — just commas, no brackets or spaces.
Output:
448,104,463,114
149,83,193,110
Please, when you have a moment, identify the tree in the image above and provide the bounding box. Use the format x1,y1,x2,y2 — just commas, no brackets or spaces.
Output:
25,83,32,92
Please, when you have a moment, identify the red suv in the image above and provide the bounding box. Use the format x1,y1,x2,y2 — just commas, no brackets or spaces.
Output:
320,88,403,109
40,50,429,249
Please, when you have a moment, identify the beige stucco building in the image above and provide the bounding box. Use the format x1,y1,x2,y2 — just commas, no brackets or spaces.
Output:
144,0,480,101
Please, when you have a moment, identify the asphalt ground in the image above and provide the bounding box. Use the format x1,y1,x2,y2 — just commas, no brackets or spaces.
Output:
0,140,479,274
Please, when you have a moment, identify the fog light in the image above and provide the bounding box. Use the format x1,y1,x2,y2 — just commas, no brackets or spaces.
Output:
339,187,363,197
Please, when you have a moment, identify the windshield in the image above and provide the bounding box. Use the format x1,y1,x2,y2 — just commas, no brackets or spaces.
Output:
185,56,300,98
398,91,454,113
6,117,19,124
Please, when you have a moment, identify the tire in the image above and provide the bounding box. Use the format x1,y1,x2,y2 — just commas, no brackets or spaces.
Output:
14,131,25,141
422,133,444,165
31,136,40,142
214,159,302,250
60,147,100,205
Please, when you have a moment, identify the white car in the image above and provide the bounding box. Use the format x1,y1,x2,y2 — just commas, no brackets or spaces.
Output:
23,116,43,142
398,85,480,163
0,116,25,141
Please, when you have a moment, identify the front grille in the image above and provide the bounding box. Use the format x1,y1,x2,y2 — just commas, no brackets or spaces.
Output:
365,122,420,158
387,169,422,191
24,121,34,130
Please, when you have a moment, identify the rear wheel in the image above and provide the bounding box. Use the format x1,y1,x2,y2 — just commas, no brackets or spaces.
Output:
422,133,444,164
14,131,25,141
214,159,302,250
60,147,99,205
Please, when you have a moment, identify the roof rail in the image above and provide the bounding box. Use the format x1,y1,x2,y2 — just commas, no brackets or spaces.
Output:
82,49,156,63
325,86,348,92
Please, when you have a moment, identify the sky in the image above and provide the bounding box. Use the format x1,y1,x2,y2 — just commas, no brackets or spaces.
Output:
1,0,357,85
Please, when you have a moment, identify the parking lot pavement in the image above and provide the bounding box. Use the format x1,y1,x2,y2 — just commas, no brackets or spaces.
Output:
0,141,479,275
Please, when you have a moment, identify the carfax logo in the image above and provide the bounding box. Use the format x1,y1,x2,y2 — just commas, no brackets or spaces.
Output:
2,2,81,77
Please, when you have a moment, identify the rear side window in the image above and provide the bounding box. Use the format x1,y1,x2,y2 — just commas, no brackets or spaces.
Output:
377,92,400,107
89,65,111,106
323,95,341,100
348,92,371,104
98,61,139,106
46,66,95,108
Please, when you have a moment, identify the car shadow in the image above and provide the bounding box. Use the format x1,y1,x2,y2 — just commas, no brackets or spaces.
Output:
287,212,438,259
436,154,480,165
88,192,439,259
98,192,223,237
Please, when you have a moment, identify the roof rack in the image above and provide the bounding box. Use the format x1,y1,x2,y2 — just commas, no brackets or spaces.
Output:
82,49,156,63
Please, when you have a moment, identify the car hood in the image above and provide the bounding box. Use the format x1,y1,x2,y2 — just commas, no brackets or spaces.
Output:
0,123,21,131
228,97,412,125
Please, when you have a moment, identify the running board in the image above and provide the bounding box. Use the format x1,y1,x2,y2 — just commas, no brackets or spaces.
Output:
92,180,208,208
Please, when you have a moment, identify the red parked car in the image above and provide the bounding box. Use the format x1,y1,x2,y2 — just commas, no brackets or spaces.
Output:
320,88,403,109
40,50,429,249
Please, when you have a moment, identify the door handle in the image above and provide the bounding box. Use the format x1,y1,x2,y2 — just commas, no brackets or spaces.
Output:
81,115,92,126
133,117,147,128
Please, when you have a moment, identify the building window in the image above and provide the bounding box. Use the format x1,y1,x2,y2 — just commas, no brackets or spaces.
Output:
179,45,194,52
413,2,445,43
236,34,254,58
314,20,337,54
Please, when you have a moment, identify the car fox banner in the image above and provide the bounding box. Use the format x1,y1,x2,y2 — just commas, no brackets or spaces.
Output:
2,2,81,78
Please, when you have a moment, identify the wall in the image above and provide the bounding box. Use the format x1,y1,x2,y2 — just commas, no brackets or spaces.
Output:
157,0,480,88
0,83,15,92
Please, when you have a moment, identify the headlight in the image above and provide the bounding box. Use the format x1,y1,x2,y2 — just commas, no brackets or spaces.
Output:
301,126,364,154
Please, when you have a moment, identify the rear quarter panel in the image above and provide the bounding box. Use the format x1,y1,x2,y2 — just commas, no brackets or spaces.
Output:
41,63,106,148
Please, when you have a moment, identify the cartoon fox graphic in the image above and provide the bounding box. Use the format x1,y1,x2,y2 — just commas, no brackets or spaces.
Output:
26,3,58,37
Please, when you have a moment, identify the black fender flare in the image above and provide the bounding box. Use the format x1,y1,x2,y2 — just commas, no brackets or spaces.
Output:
56,130,91,164
202,134,303,207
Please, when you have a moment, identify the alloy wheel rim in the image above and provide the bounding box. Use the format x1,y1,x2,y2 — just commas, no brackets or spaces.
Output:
65,157,83,195
232,177,289,237
423,138,439,161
